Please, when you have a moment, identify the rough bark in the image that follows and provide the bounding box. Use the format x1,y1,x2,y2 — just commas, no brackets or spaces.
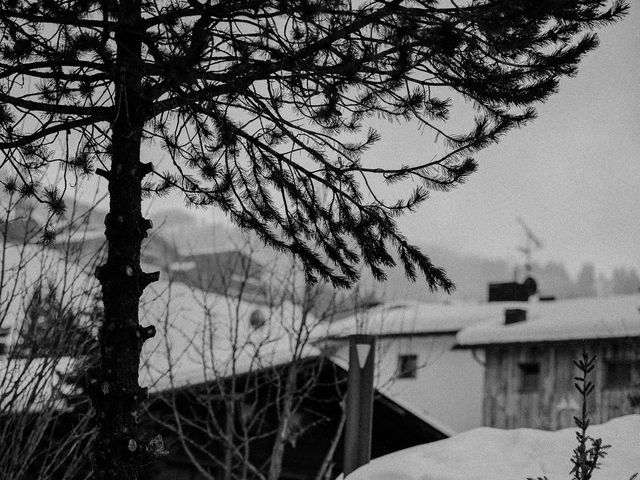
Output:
91,2,158,479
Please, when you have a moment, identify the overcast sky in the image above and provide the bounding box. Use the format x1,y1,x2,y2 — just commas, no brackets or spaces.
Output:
369,5,640,275
133,6,640,276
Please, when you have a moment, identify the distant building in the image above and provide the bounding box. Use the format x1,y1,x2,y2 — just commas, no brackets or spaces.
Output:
456,294,640,430
168,247,266,300
50,225,267,300
56,227,180,269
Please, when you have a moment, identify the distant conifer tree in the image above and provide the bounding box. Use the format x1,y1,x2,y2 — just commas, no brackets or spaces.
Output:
18,280,96,358
0,1,627,477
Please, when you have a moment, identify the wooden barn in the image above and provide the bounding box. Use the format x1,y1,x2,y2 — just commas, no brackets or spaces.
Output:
456,294,640,430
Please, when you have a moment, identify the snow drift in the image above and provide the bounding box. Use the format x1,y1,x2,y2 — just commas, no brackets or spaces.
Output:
344,415,640,480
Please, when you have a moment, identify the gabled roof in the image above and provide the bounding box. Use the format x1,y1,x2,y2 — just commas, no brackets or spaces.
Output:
325,300,530,338
456,294,640,347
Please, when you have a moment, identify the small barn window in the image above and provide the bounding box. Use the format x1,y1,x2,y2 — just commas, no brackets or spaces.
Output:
604,360,634,389
519,362,540,392
398,354,418,379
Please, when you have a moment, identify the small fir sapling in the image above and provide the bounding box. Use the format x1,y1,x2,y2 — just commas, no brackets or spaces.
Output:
528,349,638,480
570,350,609,480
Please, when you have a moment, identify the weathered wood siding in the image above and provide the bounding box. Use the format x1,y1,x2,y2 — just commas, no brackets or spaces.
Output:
483,339,640,430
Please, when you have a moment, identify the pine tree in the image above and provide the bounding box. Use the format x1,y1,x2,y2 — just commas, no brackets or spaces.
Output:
0,1,627,478
575,263,597,298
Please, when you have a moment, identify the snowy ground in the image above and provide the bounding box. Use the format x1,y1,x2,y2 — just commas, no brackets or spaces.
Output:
343,415,640,480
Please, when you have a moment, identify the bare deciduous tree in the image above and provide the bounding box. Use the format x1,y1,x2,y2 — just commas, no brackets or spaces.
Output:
0,193,101,480
140,242,346,480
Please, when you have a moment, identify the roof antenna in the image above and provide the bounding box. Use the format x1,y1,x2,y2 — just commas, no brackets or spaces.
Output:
516,216,543,279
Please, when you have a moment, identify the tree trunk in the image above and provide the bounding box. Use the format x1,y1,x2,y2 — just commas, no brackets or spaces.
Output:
314,403,346,480
222,401,234,480
267,365,298,480
91,2,158,478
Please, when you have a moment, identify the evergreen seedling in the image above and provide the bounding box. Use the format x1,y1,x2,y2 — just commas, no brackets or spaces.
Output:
570,350,609,480
528,348,638,480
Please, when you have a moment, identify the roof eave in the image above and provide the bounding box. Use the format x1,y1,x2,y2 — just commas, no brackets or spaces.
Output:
454,334,640,350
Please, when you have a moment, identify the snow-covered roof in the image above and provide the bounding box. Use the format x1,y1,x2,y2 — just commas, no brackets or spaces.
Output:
135,278,327,392
344,415,640,480
325,300,530,338
456,294,640,347
168,261,197,272
176,245,243,258
0,244,326,408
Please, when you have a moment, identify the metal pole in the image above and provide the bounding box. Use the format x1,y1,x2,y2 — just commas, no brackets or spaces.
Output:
343,334,375,477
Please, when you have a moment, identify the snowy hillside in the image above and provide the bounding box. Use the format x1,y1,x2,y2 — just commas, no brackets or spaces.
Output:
343,415,640,480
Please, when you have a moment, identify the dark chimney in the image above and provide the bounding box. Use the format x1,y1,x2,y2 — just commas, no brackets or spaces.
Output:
504,308,527,325
488,277,537,302
489,282,528,302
